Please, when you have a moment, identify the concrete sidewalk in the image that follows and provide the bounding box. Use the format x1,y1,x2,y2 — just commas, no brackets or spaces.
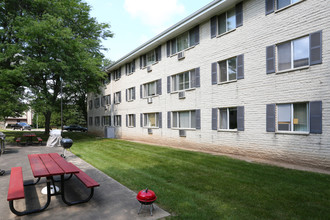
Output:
0,144,170,220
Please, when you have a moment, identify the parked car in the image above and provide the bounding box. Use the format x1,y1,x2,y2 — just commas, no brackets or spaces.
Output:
12,122,32,131
63,125,87,132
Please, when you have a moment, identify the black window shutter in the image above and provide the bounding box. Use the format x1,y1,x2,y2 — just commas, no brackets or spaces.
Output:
126,114,128,127
125,64,128,75
237,54,244,79
140,56,143,69
196,109,201,130
132,59,135,72
236,2,243,28
195,67,200,87
167,41,171,57
167,76,171,93
118,67,121,78
157,79,162,95
133,87,136,100
133,114,136,127
195,25,200,45
167,111,171,128
211,62,218,85
189,28,196,46
113,93,115,104
310,101,322,134
212,108,218,130
237,106,244,131
119,91,121,103
266,45,275,74
140,113,143,127
266,104,276,132
156,45,162,61
310,30,322,65
140,85,143,98
158,112,162,128
126,89,128,102
265,0,275,15
210,16,217,38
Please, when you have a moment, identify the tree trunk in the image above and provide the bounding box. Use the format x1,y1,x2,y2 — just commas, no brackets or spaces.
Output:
44,111,52,135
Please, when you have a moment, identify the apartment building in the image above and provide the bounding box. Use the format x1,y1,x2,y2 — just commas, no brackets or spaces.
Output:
87,0,330,169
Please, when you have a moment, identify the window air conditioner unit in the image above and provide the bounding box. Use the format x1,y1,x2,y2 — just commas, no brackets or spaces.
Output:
177,51,185,60
278,123,290,131
178,91,186,99
147,97,153,104
148,128,153,134
179,130,186,137
147,66,152,72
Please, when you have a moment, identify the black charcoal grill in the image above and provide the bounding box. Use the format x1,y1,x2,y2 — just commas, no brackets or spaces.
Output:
60,138,73,158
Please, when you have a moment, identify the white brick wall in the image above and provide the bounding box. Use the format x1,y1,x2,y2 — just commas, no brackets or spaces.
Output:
88,0,330,169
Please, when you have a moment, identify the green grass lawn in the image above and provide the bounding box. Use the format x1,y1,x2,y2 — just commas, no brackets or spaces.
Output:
2,130,329,219
67,137,330,219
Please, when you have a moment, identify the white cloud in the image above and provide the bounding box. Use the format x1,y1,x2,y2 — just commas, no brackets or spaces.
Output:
124,0,185,28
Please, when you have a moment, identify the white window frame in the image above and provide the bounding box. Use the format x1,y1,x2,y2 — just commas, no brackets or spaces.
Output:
219,107,237,131
172,110,196,129
171,71,191,92
94,98,100,108
276,103,309,133
128,87,134,101
114,115,121,127
146,50,156,66
176,32,190,53
95,116,100,126
277,0,300,10
218,7,236,35
277,36,309,71
114,69,120,80
102,116,111,126
126,63,132,75
128,114,135,127
219,56,237,83
143,113,159,128
114,92,121,104
143,81,157,98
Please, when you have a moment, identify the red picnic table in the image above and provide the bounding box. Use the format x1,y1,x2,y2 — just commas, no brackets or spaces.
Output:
7,153,99,216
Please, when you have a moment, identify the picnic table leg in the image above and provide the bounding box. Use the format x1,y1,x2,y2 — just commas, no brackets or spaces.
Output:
9,178,52,216
24,177,41,186
60,175,95,206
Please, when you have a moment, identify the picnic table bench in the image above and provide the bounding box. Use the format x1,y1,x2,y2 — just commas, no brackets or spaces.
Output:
16,135,43,145
7,153,100,216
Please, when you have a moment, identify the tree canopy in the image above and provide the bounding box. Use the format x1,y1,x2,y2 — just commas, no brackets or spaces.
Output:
0,0,112,133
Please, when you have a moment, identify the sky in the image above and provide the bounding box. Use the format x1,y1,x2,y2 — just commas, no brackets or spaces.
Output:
83,0,212,62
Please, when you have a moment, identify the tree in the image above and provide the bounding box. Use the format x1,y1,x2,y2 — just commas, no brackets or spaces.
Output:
1,0,112,133
0,1,28,120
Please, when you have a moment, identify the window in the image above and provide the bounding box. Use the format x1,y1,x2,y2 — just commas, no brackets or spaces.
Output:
143,113,159,128
172,71,190,92
102,116,111,126
95,116,100,126
277,103,309,132
142,79,161,98
277,0,300,10
267,31,322,74
167,25,199,56
219,57,237,82
140,46,161,68
218,8,236,35
113,68,121,80
114,91,121,104
89,100,93,110
277,36,309,71
219,108,237,130
101,95,110,106
125,60,135,75
126,87,135,101
172,111,196,129
146,50,156,66
114,115,121,127
89,117,93,126
127,114,136,127
210,2,242,38
94,98,100,108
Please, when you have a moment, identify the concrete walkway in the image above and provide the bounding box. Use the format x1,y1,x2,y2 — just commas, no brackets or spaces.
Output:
0,144,170,220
